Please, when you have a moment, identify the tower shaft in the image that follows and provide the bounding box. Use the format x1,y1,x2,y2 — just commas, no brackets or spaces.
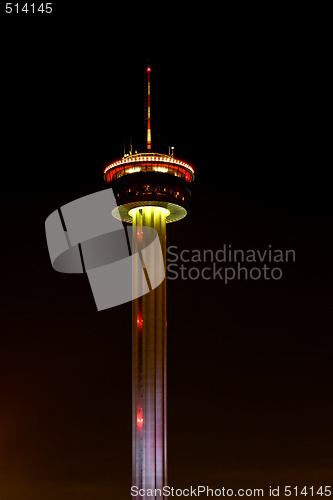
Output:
132,207,167,498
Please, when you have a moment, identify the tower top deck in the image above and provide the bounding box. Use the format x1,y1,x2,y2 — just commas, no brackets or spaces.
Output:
104,152,195,182
104,66,194,224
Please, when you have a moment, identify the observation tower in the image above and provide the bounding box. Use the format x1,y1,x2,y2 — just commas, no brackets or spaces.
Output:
104,66,194,498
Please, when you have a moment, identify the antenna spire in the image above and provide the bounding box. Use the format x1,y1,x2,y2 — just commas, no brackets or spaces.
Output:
146,66,151,150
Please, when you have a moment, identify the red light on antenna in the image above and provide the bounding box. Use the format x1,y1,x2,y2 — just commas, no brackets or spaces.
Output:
147,66,151,72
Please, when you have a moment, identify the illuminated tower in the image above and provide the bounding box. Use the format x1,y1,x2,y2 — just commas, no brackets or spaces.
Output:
104,67,194,497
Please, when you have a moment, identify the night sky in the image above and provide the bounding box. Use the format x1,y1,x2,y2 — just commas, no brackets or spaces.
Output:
1,9,332,500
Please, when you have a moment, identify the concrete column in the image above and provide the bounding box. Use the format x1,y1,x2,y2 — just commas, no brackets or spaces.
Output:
132,207,167,500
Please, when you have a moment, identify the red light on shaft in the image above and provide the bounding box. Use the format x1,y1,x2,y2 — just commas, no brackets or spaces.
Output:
137,409,144,430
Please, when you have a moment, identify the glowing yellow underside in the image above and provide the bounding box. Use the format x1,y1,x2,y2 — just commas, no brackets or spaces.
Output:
112,201,187,223
129,206,170,218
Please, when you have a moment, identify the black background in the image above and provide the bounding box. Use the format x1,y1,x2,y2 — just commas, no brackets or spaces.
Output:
0,6,332,499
